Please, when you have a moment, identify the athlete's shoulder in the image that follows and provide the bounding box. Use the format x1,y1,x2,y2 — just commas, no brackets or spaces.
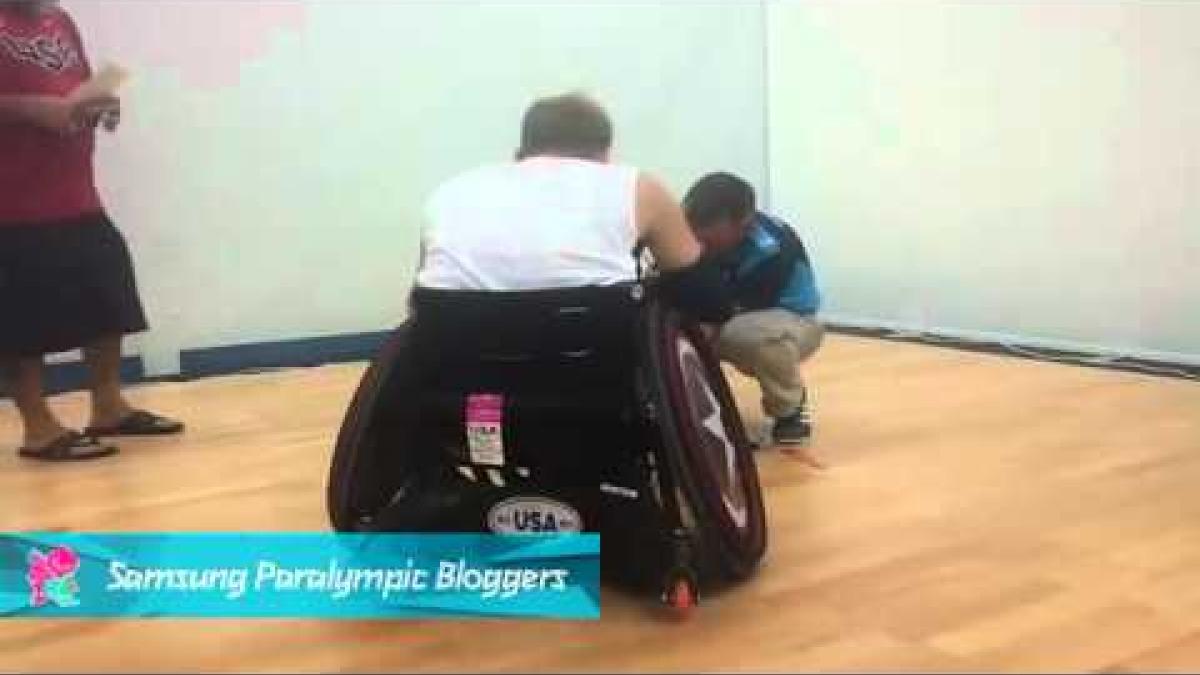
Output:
607,161,640,179
427,163,510,209
439,162,510,189
552,158,639,183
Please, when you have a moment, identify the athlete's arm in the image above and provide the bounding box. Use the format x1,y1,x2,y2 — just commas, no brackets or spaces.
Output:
635,172,733,324
634,173,703,271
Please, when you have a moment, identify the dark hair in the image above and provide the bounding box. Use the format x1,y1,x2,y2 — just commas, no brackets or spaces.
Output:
517,93,613,160
683,172,757,229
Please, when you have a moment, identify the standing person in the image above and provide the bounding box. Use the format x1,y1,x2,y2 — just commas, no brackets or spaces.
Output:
683,172,824,448
1,0,183,461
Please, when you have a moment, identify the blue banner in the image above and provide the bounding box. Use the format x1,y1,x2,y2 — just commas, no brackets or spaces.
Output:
0,533,599,619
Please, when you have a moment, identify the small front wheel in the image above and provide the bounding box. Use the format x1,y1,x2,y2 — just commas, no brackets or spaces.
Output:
663,576,698,621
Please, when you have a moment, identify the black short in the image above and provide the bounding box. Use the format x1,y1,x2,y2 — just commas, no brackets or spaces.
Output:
0,212,148,358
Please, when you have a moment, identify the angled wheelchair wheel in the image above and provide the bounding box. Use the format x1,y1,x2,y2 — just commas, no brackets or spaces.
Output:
642,301,768,584
327,323,418,532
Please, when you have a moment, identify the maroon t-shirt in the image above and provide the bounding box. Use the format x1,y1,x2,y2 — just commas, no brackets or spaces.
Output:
0,5,101,225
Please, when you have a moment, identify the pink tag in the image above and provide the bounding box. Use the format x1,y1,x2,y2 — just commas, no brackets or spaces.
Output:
466,394,505,466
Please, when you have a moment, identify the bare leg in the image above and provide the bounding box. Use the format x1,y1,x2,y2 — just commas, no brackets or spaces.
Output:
4,357,71,449
83,335,134,430
82,335,183,436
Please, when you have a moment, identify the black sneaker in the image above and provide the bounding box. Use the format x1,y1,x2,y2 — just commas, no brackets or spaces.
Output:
772,406,812,446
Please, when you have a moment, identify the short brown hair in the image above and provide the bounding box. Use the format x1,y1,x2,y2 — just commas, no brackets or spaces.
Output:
684,173,757,229
517,93,613,160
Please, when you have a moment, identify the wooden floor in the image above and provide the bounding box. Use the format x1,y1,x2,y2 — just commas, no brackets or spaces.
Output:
2,334,1200,673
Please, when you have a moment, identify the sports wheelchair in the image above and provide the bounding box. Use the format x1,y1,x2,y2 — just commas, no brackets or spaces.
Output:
326,276,767,615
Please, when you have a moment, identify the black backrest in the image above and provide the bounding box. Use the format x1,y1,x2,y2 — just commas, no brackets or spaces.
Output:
408,284,643,402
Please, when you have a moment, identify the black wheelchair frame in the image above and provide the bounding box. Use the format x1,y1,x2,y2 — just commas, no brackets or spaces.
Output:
326,279,767,614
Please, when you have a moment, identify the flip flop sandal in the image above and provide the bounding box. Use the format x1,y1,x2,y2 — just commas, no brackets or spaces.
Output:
18,432,118,462
85,410,185,438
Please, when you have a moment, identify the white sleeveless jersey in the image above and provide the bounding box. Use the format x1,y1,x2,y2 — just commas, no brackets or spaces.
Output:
416,157,640,290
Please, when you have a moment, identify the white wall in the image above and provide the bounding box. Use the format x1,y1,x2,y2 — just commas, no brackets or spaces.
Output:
64,1,1200,374
69,1,768,374
767,1,1200,362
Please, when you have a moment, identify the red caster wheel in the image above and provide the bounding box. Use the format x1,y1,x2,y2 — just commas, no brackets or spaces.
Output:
663,577,697,621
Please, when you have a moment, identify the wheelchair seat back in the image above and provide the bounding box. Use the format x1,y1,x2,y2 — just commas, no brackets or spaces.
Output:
410,284,640,394
407,284,647,483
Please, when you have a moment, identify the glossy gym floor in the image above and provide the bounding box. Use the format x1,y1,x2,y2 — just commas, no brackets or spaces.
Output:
4,333,1199,672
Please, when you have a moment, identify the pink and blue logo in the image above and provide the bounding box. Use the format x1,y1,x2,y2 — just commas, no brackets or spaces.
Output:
27,546,81,608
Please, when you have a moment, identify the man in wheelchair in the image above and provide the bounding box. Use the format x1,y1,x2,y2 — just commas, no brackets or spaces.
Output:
327,93,768,611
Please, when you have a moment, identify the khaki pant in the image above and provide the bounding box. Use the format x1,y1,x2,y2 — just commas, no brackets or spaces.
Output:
717,309,824,419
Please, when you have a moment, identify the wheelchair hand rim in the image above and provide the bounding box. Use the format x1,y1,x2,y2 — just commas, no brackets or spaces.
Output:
673,335,751,530
653,315,764,550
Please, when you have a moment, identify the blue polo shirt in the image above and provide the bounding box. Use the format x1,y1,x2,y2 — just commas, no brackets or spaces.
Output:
726,213,821,316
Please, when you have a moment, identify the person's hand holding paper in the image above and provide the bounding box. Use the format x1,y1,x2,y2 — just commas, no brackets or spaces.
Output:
72,63,129,132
